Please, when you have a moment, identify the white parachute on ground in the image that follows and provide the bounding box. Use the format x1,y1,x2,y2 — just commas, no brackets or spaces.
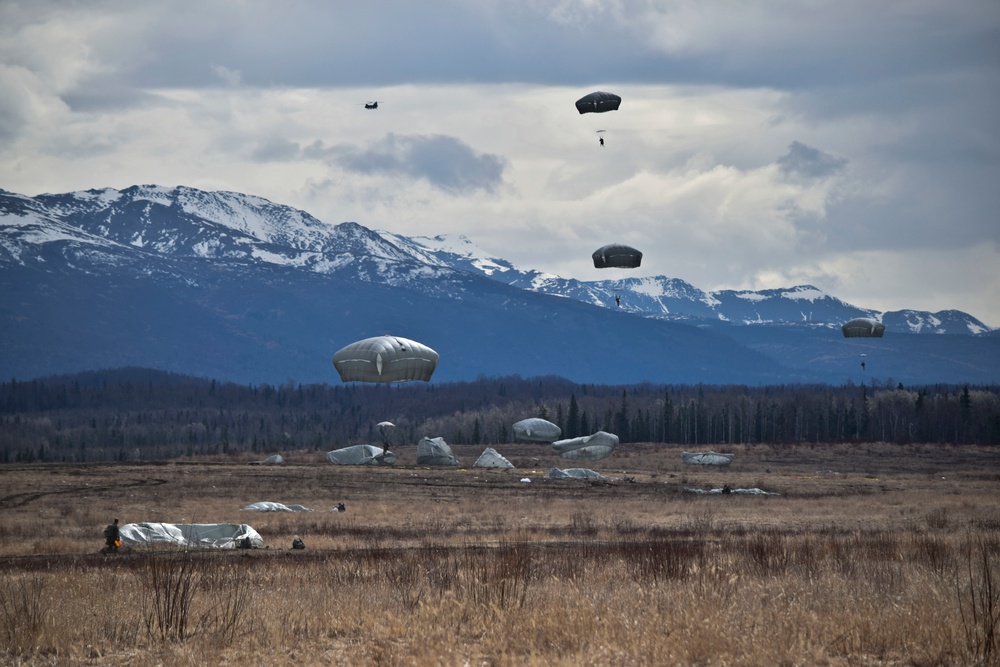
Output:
512,418,562,443
682,451,735,466
242,502,314,512
552,431,618,461
326,444,396,465
685,487,778,496
118,523,264,549
251,454,284,465
545,468,605,479
473,447,514,469
417,437,459,466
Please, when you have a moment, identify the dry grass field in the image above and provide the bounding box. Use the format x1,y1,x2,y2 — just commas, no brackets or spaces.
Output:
2,441,999,666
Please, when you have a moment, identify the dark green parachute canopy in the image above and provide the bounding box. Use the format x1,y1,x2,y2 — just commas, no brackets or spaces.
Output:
575,91,622,114
333,335,439,383
841,318,886,338
592,244,643,269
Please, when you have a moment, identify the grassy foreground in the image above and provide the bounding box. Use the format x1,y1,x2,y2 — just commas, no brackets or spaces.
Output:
1,442,999,666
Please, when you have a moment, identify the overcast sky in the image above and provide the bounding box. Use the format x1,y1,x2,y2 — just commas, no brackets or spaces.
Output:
2,0,999,326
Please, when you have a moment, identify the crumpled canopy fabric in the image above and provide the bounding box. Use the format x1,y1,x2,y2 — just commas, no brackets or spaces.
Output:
545,468,605,479
118,522,264,549
473,447,514,468
242,502,314,512
417,436,459,466
326,444,396,465
552,431,618,461
682,451,735,466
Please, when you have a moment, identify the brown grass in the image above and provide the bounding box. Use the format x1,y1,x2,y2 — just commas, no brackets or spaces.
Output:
1,442,999,665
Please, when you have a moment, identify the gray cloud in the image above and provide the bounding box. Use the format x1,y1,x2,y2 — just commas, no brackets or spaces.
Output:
777,141,848,179
250,137,301,162
322,134,506,195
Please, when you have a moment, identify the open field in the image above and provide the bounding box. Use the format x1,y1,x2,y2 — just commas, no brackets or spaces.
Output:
2,442,999,665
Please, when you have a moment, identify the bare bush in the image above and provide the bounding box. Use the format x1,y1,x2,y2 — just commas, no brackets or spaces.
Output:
957,536,999,665
0,574,50,654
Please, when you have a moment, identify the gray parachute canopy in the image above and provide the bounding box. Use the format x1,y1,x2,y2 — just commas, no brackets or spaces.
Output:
326,444,395,465
512,418,562,443
474,447,514,469
841,318,886,338
333,335,439,383
545,467,605,479
575,91,622,114
592,244,642,269
552,431,619,461
682,451,735,466
417,437,459,466
119,523,264,549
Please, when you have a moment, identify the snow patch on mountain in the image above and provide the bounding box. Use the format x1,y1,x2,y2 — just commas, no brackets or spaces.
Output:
782,286,826,301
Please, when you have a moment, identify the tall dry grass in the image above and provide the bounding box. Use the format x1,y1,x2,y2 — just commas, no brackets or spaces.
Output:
2,444,999,665
1,524,998,665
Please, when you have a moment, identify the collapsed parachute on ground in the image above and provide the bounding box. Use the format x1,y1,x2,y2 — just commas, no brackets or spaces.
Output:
682,451,735,466
333,335,439,383
251,454,284,465
545,468,605,480
119,523,264,549
685,487,778,496
326,444,395,465
575,91,621,114
473,447,514,469
841,318,885,338
417,437,459,466
512,418,562,443
592,244,642,269
242,502,314,512
552,431,618,461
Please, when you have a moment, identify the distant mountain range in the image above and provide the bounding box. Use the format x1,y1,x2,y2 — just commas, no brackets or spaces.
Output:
2,185,997,386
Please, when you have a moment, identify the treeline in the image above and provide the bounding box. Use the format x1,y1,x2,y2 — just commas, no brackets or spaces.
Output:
1,368,999,463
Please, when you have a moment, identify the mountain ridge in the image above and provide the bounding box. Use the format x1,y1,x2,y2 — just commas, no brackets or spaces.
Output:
2,185,997,385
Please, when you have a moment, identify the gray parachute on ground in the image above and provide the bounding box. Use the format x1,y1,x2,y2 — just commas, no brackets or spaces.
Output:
682,451,735,466
326,444,396,465
242,502,314,512
592,244,642,269
251,454,284,465
473,447,514,469
333,335,439,383
575,91,622,114
545,468,605,479
118,523,264,549
841,318,885,338
512,418,562,443
417,437,459,466
552,431,618,461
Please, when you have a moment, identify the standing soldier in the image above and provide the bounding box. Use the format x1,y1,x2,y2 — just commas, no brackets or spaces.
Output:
103,518,120,553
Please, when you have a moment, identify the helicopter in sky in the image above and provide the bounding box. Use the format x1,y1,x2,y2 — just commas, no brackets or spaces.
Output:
364,101,379,110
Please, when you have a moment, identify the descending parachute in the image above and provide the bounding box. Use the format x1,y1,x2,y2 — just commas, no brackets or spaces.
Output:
512,418,562,443
575,91,622,114
841,318,885,338
592,244,642,269
333,336,439,383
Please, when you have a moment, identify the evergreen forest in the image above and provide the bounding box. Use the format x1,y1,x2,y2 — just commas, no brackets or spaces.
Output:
2,368,998,463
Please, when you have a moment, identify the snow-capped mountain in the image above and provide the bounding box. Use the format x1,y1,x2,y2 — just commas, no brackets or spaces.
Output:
378,231,991,335
2,185,997,385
